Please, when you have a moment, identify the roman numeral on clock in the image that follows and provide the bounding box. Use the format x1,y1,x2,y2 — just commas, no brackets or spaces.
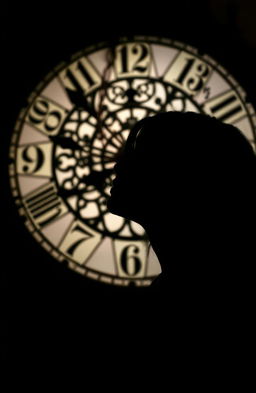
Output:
202,90,246,124
23,182,68,228
59,57,101,95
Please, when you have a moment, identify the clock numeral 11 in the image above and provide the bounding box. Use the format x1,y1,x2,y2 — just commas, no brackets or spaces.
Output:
59,57,101,95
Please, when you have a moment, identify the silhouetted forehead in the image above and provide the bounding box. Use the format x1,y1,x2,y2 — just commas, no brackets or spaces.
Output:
126,111,255,176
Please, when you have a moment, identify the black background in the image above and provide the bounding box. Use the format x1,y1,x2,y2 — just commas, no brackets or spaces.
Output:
2,0,256,380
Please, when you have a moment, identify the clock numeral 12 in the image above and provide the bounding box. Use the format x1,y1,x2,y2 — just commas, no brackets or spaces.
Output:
115,43,152,77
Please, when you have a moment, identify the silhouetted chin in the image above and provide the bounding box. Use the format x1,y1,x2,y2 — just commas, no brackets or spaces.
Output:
107,192,126,217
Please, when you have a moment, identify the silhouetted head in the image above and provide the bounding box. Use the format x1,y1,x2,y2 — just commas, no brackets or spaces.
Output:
108,111,254,222
107,111,255,286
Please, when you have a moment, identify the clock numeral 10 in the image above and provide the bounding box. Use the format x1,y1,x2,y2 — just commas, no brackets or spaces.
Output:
115,43,152,77
26,96,68,136
23,182,68,229
163,51,212,96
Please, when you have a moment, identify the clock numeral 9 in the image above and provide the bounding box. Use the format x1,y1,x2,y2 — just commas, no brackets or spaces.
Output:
26,97,67,136
17,143,53,176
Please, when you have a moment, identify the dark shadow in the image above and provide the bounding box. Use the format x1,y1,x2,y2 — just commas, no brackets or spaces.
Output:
108,111,256,315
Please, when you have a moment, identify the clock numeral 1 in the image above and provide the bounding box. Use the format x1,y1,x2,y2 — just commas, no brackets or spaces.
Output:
202,90,246,124
59,220,101,264
163,51,212,96
23,182,68,228
26,96,68,136
17,143,53,177
59,57,101,95
115,43,152,78
113,240,148,278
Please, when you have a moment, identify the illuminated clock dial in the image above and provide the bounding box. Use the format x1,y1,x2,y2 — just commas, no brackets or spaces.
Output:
9,36,256,287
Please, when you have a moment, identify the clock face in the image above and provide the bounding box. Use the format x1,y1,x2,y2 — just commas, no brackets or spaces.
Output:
9,36,256,287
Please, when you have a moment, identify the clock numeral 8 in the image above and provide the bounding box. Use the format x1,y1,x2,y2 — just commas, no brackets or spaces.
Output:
26,97,67,136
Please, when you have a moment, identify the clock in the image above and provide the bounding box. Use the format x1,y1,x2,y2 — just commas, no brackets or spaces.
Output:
9,36,256,287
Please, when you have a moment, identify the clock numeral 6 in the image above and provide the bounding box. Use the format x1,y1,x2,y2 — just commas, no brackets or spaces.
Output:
120,245,142,276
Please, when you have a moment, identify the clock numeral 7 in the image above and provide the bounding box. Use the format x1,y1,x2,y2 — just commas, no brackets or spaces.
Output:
59,57,101,95
59,220,101,264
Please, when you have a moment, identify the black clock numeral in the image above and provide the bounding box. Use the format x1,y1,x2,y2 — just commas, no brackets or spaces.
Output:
164,51,211,96
115,43,151,77
121,245,142,276
59,220,101,264
17,143,53,177
59,57,101,95
113,240,147,278
203,90,246,124
26,97,67,136
24,183,68,228
66,223,93,256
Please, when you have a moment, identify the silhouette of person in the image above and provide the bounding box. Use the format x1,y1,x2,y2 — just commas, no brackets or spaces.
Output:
107,111,255,311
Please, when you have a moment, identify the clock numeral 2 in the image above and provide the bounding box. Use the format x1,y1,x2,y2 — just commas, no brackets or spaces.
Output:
24,182,68,228
203,90,246,124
